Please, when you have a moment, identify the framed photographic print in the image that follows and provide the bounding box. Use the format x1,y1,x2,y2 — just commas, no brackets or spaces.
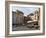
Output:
5,1,45,37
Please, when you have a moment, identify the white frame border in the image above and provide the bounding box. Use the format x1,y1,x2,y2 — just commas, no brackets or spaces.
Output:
9,4,43,35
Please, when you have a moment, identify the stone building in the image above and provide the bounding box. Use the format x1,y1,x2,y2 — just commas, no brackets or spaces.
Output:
27,8,40,21
12,10,24,25
12,11,16,25
27,13,34,21
27,8,40,29
24,16,32,24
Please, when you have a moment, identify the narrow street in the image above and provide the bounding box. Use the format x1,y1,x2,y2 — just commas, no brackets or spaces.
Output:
12,23,40,31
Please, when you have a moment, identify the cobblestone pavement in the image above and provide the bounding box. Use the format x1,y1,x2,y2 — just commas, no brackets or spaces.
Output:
12,24,40,31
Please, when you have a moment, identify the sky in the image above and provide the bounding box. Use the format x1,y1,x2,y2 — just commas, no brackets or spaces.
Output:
12,6,39,16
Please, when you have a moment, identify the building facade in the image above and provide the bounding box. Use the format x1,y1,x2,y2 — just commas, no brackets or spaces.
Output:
28,9,40,21
12,10,24,25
